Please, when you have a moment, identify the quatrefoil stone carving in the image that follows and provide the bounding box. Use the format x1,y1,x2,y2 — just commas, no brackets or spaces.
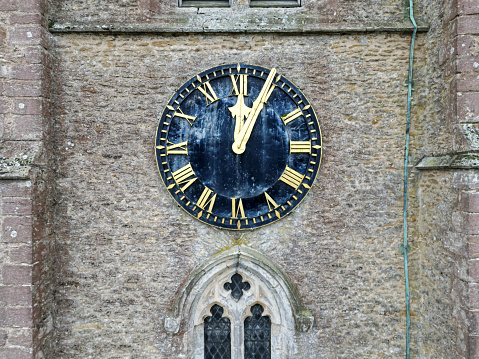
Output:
224,273,250,300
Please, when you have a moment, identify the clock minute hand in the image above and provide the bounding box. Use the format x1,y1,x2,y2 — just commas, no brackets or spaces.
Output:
232,68,277,155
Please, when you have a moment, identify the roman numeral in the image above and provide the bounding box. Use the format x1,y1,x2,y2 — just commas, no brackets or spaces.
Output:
165,140,188,155
197,82,218,106
197,187,217,212
230,74,248,96
173,107,197,126
279,166,304,189
231,198,246,219
281,108,303,125
290,141,311,154
172,163,197,192
264,192,281,218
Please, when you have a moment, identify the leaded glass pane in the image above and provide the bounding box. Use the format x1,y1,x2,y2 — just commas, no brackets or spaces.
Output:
204,304,231,359
244,304,271,359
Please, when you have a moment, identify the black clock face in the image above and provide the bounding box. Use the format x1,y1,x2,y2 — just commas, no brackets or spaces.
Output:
155,64,322,230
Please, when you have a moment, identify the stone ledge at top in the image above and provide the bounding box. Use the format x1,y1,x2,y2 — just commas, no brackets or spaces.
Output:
416,151,479,170
49,21,428,34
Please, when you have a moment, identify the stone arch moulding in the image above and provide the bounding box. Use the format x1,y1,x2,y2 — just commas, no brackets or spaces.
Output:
164,244,314,358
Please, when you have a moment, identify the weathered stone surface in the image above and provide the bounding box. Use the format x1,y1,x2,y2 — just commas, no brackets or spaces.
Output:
48,30,435,358
0,0,474,358
46,0,418,30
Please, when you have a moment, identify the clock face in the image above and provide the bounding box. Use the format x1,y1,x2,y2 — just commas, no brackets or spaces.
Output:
155,64,322,230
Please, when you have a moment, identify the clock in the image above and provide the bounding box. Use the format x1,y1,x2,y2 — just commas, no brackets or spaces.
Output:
155,64,322,230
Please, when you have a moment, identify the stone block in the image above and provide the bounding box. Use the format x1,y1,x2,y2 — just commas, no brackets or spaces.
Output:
468,213,479,234
470,258,479,282
2,198,32,215
2,265,31,285
458,92,479,122
457,55,479,73
9,14,44,25
462,192,479,212
7,26,48,48
8,329,32,347
457,15,479,35
12,98,42,115
24,47,43,65
459,0,479,15
0,181,33,197
464,213,479,235
9,65,44,81
8,115,44,140
457,35,474,55
470,283,479,309
457,73,479,92
2,217,33,244
0,0,18,11
471,310,479,334
10,245,32,264
3,308,33,328
17,0,45,13
4,81,43,97
470,236,479,258
0,348,32,359
0,286,32,306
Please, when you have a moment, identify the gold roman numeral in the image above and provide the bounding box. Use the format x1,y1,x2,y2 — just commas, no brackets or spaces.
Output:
281,108,303,125
173,108,197,126
290,141,311,154
231,198,246,219
172,163,197,192
165,140,188,155
230,75,248,96
264,192,281,218
197,187,217,212
197,81,218,106
279,166,304,189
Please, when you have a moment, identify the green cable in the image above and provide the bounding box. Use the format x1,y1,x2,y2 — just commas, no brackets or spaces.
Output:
404,0,417,358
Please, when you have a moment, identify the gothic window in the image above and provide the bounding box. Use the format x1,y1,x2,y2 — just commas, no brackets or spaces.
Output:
204,304,231,359
244,304,271,359
165,245,314,358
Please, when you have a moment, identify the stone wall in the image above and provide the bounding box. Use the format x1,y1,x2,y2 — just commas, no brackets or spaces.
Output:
49,31,429,357
2,0,479,358
0,0,54,358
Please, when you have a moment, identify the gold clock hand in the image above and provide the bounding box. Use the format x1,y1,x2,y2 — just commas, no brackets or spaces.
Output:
232,68,276,154
228,94,251,141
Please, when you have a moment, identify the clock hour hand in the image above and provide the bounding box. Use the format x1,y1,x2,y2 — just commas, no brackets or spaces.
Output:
232,68,276,155
228,94,251,141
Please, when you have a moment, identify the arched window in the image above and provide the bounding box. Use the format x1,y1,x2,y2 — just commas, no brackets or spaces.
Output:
244,304,271,359
164,245,314,358
204,304,231,359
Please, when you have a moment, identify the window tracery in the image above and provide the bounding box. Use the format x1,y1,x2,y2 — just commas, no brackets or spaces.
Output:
164,245,314,358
